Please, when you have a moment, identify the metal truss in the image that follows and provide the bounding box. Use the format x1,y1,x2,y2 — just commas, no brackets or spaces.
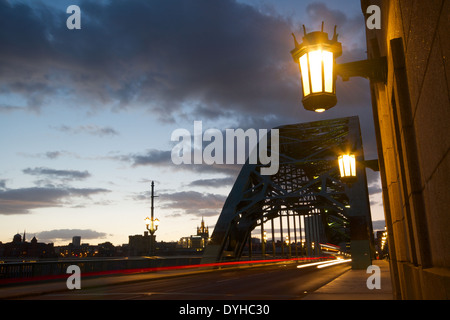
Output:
202,116,373,263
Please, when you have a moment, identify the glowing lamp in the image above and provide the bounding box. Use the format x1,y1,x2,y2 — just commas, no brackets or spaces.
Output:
291,24,342,112
145,216,159,233
338,154,357,183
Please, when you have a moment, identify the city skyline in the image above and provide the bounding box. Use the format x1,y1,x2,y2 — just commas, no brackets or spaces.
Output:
0,0,385,247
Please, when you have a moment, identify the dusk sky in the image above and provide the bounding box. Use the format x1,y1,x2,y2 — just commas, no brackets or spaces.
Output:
0,0,385,246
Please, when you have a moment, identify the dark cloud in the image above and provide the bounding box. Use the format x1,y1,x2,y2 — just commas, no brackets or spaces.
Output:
129,149,172,167
372,220,385,231
0,186,110,214
35,229,108,243
23,167,91,180
368,176,383,195
302,2,366,54
0,0,296,122
0,0,381,196
188,177,235,188
0,0,374,140
117,148,241,177
158,190,227,217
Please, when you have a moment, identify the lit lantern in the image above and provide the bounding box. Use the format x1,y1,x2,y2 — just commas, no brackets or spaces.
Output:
338,154,357,183
291,24,342,112
145,216,159,233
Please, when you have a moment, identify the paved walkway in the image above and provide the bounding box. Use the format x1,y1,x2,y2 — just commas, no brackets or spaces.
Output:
303,259,393,300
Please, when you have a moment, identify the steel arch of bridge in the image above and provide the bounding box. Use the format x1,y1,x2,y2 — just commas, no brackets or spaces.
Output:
202,116,373,269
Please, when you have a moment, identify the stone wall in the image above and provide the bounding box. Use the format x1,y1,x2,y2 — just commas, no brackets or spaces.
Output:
362,0,450,299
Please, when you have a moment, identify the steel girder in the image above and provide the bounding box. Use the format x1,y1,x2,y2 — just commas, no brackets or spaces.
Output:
202,116,373,263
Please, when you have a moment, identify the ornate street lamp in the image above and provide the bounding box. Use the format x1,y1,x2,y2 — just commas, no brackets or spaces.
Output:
145,216,159,234
291,23,387,112
145,181,159,255
145,216,159,255
337,151,379,184
291,23,342,112
338,153,357,183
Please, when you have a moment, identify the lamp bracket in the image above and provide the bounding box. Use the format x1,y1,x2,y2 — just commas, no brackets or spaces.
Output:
361,159,379,172
336,56,387,84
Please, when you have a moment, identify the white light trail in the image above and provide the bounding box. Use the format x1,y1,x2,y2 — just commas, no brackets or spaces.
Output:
296,259,352,269
316,259,352,269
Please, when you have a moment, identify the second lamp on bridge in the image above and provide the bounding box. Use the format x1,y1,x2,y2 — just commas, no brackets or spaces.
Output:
338,153,357,183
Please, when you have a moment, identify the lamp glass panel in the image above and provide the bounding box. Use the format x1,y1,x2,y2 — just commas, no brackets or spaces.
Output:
350,155,356,176
338,156,345,177
339,154,356,177
344,155,352,176
299,54,310,96
323,50,334,93
309,50,323,93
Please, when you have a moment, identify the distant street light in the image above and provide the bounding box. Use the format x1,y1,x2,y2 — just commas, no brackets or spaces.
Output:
145,216,159,255
145,181,159,255
145,216,159,234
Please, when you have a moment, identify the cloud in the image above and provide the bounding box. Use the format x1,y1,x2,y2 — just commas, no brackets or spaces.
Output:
16,150,78,160
128,149,172,167
117,148,242,177
0,0,380,194
188,177,235,188
372,220,385,231
44,151,62,159
368,178,383,195
35,229,108,243
0,186,110,215
301,2,367,60
0,0,296,121
0,0,371,122
157,190,226,217
50,124,119,137
0,104,25,113
23,167,91,180
0,1,375,163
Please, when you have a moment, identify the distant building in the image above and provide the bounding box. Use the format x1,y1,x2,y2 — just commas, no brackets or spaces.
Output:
197,217,209,241
375,229,388,259
128,231,151,256
177,217,210,251
0,232,55,258
72,236,81,247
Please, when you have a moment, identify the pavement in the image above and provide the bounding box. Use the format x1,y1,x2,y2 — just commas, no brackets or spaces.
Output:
0,259,393,300
302,259,393,300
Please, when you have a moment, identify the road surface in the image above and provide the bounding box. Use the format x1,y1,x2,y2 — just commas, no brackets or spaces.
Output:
18,261,351,300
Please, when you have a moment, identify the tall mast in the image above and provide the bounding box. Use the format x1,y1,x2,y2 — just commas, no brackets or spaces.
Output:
151,181,154,220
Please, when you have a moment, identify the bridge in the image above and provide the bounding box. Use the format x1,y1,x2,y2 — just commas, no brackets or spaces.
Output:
203,116,374,269
0,117,380,301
